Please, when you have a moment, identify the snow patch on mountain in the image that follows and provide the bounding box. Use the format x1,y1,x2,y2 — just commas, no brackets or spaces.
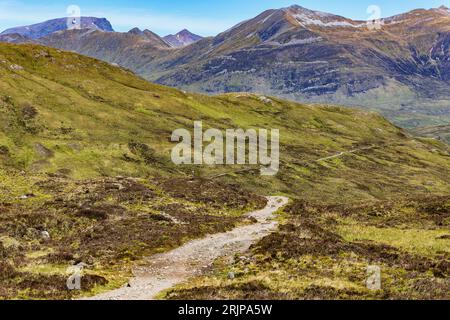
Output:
259,12,276,24
293,13,359,28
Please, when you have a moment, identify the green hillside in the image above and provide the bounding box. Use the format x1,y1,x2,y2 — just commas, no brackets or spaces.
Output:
0,43,449,299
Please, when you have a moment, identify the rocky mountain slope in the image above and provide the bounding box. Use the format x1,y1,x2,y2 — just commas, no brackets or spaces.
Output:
163,29,203,48
0,17,114,39
10,5,448,130
413,124,450,145
0,42,449,299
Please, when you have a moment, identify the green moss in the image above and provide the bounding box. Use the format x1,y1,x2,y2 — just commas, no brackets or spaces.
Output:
337,221,449,256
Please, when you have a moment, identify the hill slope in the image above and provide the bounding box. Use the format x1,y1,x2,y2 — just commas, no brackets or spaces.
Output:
0,42,449,199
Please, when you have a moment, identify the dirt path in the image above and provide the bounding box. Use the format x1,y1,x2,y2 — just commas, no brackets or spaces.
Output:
315,145,377,162
87,196,289,300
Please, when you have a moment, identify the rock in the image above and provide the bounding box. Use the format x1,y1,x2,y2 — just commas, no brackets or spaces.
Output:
19,193,36,200
40,231,51,240
0,145,9,156
228,272,235,280
247,216,258,223
34,143,54,158
21,103,38,119
9,64,23,71
259,96,273,105
34,50,50,58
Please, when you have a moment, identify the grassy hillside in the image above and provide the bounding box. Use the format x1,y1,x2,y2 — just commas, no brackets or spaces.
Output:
0,43,449,299
1,43,449,199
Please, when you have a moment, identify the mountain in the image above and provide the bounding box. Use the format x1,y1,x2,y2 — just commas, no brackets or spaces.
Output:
0,17,114,39
163,29,203,48
18,5,449,131
0,42,449,299
148,5,450,129
36,28,170,69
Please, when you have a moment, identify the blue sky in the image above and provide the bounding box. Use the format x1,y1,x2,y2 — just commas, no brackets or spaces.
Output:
1,0,449,36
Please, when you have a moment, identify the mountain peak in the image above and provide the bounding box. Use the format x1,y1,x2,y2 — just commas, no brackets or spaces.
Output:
128,27,143,35
284,5,332,17
163,29,202,48
282,5,359,28
436,5,450,14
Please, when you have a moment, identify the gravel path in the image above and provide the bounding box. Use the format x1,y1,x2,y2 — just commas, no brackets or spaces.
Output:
87,196,289,300
315,145,377,162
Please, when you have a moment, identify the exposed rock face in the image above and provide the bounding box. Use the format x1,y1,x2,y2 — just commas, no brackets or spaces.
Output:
0,17,114,39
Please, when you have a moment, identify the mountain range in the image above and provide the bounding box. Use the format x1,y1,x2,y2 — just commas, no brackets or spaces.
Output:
0,17,202,48
1,5,450,133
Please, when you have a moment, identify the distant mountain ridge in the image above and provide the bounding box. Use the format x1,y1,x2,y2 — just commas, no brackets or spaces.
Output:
0,33,33,44
0,17,114,39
